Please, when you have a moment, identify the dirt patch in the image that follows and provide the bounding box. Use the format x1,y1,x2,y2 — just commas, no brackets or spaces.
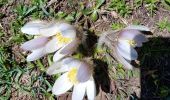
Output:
1,0,170,99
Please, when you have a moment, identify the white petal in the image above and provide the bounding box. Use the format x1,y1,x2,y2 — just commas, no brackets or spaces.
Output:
21,20,47,35
40,23,61,36
72,83,86,100
115,46,133,69
61,30,76,39
60,38,80,55
119,29,148,42
45,37,61,53
62,58,81,69
47,57,75,75
77,62,91,82
119,29,148,47
53,50,67,62
52,72,73,95
46,61,64,75
58,23,76,39
86,77,96,100
117,40,138,60
135,34,148,43
68,59,82,69
47,57,77,75
26,48,46,61
62,57,75,65
59,23,75,32
21,37,48,51
136,41,143,47
125,25,150,31
62,57,82,68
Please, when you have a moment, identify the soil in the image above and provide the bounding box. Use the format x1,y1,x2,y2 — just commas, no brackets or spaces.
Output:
0,0,170,100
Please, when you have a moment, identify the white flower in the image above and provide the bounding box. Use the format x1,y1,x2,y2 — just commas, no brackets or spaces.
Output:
99,25,149,69
20,20,80,61
47,57,96,100
116,25,149,69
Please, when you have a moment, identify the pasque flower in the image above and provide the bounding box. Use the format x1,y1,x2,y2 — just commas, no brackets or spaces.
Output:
47,57,96,100
20,20,80,61
98,25,150,69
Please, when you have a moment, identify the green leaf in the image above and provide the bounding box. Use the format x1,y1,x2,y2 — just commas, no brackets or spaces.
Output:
56,11,67,19
36,60,45,71
0,13,5,18
75,12,82,20
166,22,170,32
96,0,105,9
0,28,4,37
0,0,8,6
111,23,124,30
47,55,53,66
65,15,75,22
159,86,169,97
165,0,170,3
24,6,37,17
40,5,50,16
82,8,93,15
108,0,132,17
14,69,22,83
162,0,170,10
90,10,98,21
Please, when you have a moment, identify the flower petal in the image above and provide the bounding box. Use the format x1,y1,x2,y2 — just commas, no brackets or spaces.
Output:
40,23,61,36
117,40,138,60
21,20,47,35
62,57,80,67
115,46,133,69
86,77,96,100
68,60,82,69
72,83,86,100
135,41,143,47
26,48,46,61
46,61,63,75
58,23,76,40
77,62,91,82
52,72,73,95
21,37,48,51
119,29,148,42
53,38,79,62
59,23,75,32
61,30,76,39
62,58,82,69
60,38,80,55
53,50,67,62
125,25,150,31
47,57,77,75
45,37,61,53
62,57,75,65
119,29,148,47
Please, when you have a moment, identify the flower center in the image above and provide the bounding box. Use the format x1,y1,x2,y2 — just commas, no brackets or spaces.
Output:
126,40,137,47
67,68,78,84
56,33,72,45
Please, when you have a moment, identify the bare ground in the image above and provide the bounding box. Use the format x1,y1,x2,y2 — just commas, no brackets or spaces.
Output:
0,0,170,100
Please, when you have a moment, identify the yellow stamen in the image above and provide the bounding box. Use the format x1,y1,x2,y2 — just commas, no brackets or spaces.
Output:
126,40,137,47
56,33,72,44
67,68,78,84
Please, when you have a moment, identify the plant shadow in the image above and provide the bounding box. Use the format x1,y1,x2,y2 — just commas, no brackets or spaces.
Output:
93,59,111,95
77,30,112,99
138,37,170,99
78,29,98,56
